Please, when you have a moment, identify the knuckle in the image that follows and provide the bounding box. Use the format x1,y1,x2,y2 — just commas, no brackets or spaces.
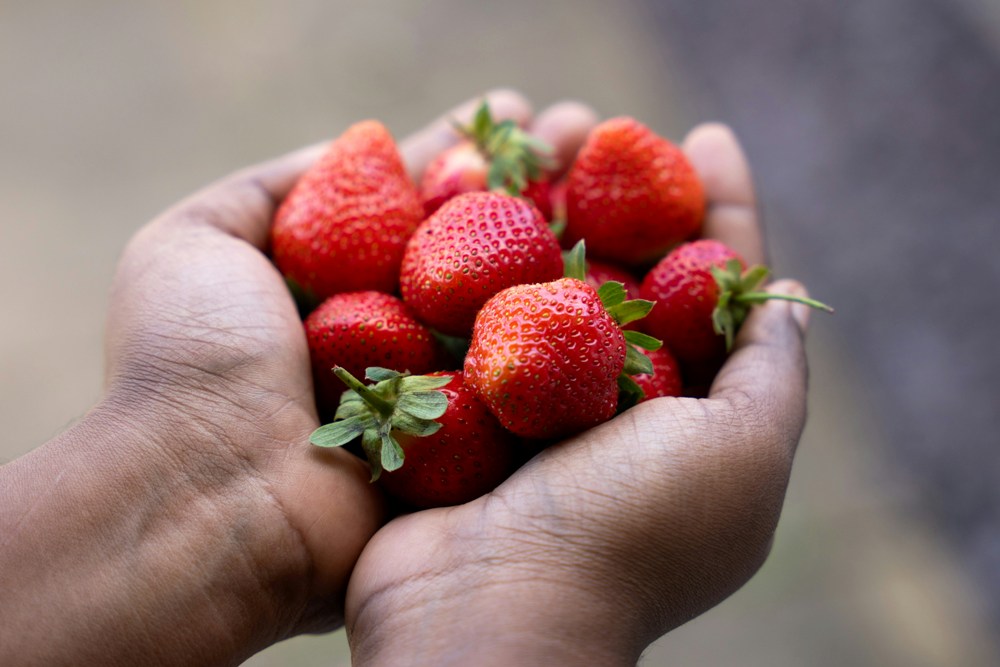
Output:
168,175,273,238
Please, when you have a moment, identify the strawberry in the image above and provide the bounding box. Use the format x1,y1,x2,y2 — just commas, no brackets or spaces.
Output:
420,101,554,218
400,191,563,337
639,240,745,367
521,179,554,221
379,372,518,508
310,368,518,508
304,291,444,418
271,120,423,300
463,243,663,438
584,258,641,300
632,346,683,401
420,142,485,216
640,239,833,369
564,117,705,266
464,278,624,438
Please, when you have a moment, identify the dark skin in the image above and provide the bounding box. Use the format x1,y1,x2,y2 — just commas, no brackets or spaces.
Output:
0,90,812,666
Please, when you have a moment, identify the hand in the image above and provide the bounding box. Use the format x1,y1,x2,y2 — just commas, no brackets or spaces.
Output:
344,120,814,666
0,90,534,666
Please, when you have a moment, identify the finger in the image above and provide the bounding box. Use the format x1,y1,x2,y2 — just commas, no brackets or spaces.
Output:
528,101,600,179
156,141,329,248
399,88,533,182
155,90,532,251
707,279,811,448
683,123,766,265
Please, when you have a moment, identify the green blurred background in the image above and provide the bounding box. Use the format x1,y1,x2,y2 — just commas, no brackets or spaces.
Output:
2,1,998,664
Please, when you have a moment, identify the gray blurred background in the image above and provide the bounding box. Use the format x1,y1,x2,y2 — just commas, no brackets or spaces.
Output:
1,1,997,665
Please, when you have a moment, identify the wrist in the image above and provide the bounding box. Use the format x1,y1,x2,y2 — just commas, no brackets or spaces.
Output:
0,397,311,666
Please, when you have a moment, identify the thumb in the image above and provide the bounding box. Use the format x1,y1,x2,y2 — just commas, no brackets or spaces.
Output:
708,279,812,451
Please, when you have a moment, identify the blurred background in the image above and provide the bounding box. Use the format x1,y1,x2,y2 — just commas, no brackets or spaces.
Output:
1,1,997,664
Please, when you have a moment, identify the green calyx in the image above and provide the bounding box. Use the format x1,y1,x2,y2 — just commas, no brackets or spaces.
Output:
309,367,452,481
604,282,662,411
565,241,662,411
710,259,835,351
455,100,554,196
563,239,588,281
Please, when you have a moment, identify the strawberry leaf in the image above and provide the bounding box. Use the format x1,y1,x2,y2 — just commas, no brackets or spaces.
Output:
380,428,405,473
597,281,627,308
397,391,450,419
564,240,587,281
488,156,513,193
616,375,646,413
398,374,454,392
712,306,737,351
334,392,365,420
738,264,770,292
362,430,384,481
310,415,369,448
623,344,655,376
606,299,655,326
366,367,403,382
392,412,444,437
623,330,662,351
472,101,492,140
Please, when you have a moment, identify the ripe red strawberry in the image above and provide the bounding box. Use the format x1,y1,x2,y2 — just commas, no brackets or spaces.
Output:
463,258,661,439
464,278,624,438
271,120,423,300
304,291,444,417
521,178,554,221
310,368,518,508
632,346,683,401
400,191,563,337
584,259,641,300
640,239,833,369
379,372,518,508
421,142,485,215
420,101,553,218
640,240,745,366
564,117,705,266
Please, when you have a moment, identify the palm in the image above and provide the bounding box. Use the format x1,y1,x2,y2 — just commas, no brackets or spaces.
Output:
346,388,796,643
105,161,384,631
112,224,314,427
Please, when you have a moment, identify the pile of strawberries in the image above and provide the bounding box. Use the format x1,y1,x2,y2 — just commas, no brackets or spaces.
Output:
270,103,826,508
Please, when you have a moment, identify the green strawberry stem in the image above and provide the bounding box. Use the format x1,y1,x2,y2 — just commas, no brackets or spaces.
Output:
734,291,835,312
309,366,452,481
711,259,834,351
453,100,554,196
332,366,394,417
